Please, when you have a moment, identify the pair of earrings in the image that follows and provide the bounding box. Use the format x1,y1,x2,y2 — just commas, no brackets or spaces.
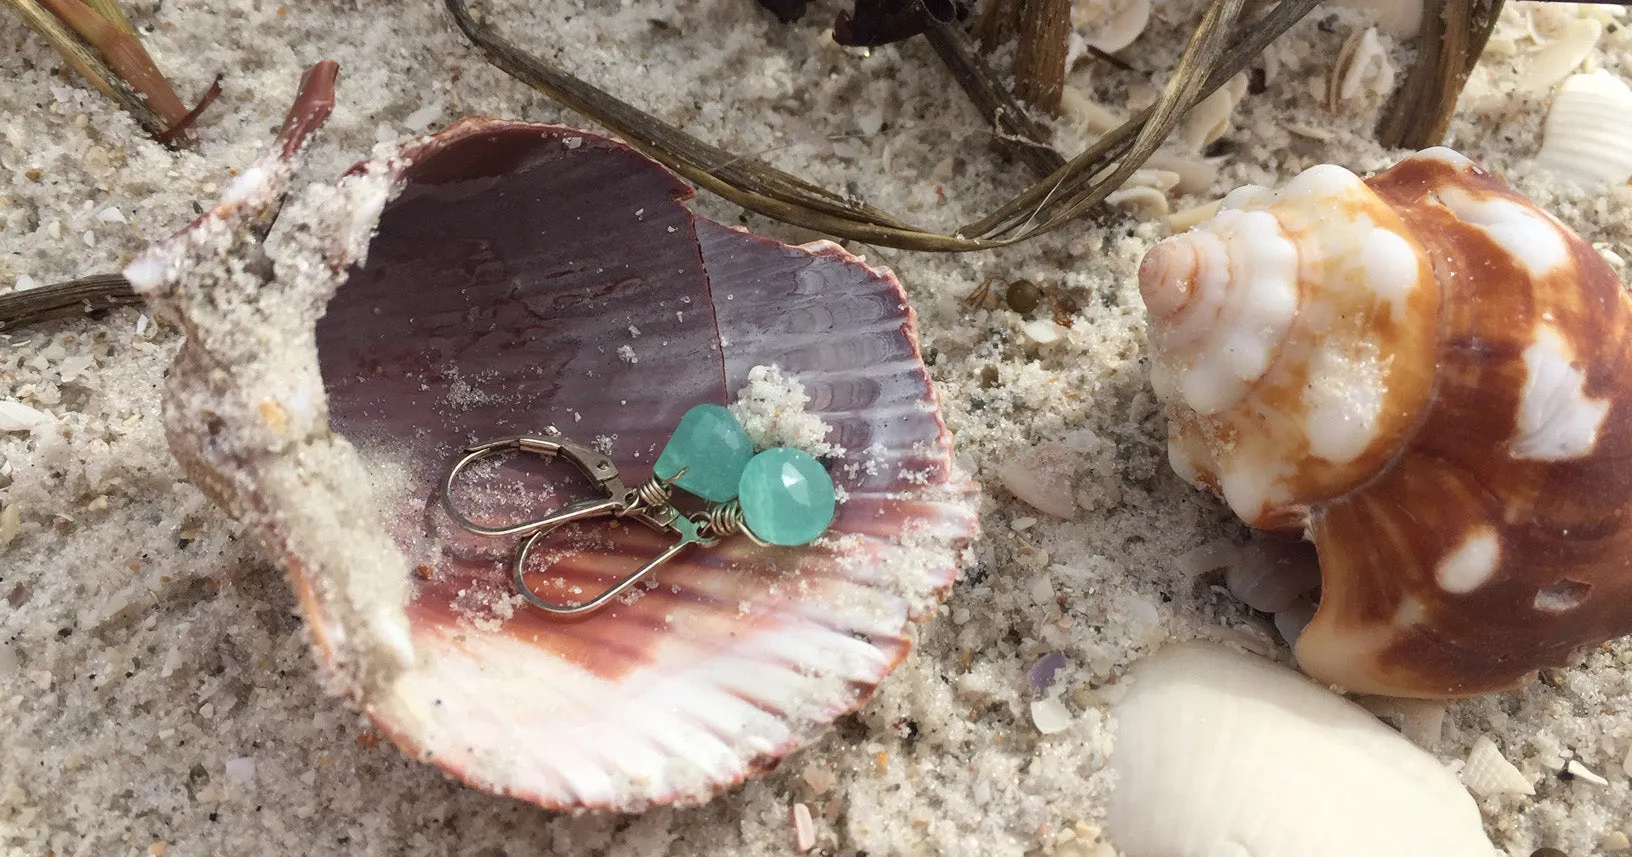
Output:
440,403,837,617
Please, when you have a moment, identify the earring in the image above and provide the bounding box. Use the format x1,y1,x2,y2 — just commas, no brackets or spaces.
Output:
440,403,837,617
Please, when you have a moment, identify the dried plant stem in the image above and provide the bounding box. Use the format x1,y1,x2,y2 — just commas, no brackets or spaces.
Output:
7,0,217,143
449,0,1321,251
972,0,1020,50
5,0,168,134
1012,0,1071,113
922,20,1066,179
1377,0,1504,148
0,275,140,330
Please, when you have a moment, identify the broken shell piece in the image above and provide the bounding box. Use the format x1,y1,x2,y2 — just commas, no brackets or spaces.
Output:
1175,73,1248,151
125,98,978,809
1520,17,1604,94
1106,186,1168,219
1461,736,1535,797
1328,27,1396,110
1073,0,1151,53
1536,70,1632,188
1328,0,1423,38
1106,642,1496,857
999,440,1081,519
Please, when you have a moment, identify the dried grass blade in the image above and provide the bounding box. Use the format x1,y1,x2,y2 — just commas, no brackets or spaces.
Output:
4,0,167,134
80,0,131,34
443,0,1006,251
922,19,1066,179
1378,0,1503,148
39,0,188,126
959,0,1323,240
0,274,140,331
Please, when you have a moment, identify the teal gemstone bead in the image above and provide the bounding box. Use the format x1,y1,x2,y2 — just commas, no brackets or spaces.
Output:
654,404,754,503
738,448,836,546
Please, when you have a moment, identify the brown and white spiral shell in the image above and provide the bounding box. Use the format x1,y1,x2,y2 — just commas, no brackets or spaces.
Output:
1139,147,1632,698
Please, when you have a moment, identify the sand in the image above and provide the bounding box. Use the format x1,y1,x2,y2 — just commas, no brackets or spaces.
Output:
4,1,1632,855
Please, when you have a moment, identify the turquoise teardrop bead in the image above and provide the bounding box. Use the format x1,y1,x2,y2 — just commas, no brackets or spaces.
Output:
654,404,754,503
738,448,836,546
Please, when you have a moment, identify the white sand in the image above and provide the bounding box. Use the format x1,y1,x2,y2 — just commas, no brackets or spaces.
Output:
4,1,1632,855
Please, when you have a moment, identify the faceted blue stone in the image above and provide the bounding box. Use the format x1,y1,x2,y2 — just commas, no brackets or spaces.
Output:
654,404,754,503
738,448,836,546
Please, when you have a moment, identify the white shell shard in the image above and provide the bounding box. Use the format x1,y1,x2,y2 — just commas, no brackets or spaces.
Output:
1328,0,1423,38
1537,70,1632,188
999,441,1081,519
1073,0,1151,53
1520,18,1605,94
1329,27,1396,109
1106,643,1496,857
1461,735,1535,797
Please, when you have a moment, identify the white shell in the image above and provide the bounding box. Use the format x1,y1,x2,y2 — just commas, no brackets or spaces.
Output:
1520,17,1604,94
1536,70,1632,188
1328,0,1423,38
1461,736,1536,797
1073,0,1151,53
1328,27,1396,109
1176,73,1249,151
1106,642,1495,857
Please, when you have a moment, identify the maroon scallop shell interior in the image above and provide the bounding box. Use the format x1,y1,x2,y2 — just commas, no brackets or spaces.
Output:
313,122,966,682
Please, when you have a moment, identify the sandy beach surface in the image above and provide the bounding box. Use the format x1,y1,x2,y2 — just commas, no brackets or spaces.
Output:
5,1,1632,855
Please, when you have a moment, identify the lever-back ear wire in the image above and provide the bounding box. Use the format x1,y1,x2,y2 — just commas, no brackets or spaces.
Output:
440,435,632,537
439,404,836,617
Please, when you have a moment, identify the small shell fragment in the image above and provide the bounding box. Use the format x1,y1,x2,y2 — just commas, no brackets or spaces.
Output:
792,802,816,852
1073,0,1151,53
1536,70,1632,188
1106,642,1495,857
1328,27,1396,109
998,441,1080,519
0,400,51,432
1461,736,1535,797
1031,696,1074,734
1521,18,1604,94
1565,759,1611,786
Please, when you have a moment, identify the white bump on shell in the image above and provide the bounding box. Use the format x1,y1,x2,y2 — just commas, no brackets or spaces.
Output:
1434,527,1501,594
1436,188,1571,280
1359,227,1423,319
1303,344,1385,464
1512,325,1610,461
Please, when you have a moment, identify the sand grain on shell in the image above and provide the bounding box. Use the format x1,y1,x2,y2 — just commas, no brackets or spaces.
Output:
3,1,1632,856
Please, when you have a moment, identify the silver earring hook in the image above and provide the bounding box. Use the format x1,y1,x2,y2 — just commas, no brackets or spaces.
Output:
440,435,634,537
512,501,719,616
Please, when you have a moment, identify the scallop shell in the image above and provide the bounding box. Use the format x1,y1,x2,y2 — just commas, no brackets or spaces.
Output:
1536,69,1632,188
1106,642,1496,857
123,70,977,811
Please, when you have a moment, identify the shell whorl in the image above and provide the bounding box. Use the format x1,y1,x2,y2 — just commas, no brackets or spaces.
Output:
1141,161,1440,530
1141,147,1632,697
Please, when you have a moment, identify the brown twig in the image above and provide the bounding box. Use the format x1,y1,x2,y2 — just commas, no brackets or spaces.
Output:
922,19,1066,179
1377,0,1504,148
0,275,140,331
1012,0,1071,113
6,0,220,144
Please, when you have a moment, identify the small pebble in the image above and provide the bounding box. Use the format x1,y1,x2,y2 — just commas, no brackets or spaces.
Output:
1005,279,1042,314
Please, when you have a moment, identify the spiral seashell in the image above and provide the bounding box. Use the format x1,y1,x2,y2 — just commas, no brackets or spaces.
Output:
1139,147,1632,697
